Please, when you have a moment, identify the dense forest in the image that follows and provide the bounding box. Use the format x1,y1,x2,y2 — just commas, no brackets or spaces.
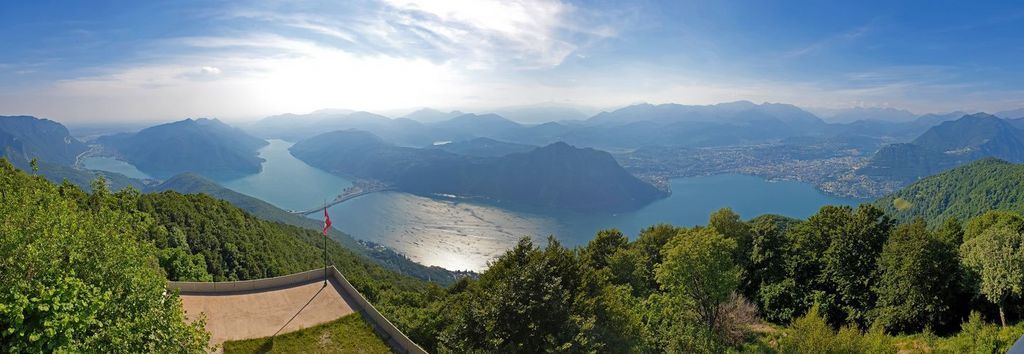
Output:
394,206,1024,352
0,158,439,351
5,155,1024,352
877,158,1024,225
147,172,458,284
0,159,208,351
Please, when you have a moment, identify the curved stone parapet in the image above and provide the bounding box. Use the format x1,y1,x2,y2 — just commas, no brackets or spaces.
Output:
168,266,427,354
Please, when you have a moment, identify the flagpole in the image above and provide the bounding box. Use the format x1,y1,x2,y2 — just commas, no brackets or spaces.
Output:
323,199,328,286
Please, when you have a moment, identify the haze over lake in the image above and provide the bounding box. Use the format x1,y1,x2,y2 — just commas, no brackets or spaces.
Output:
87,139,861,271
82,156,153,180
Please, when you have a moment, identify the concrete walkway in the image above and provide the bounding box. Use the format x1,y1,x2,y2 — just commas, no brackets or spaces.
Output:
179,278,355,350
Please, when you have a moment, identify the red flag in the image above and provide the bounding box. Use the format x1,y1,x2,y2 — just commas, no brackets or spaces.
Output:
323,208,332,236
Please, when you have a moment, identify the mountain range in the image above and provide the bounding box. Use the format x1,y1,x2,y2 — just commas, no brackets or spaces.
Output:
858,113,1024,183
289,130,667,212
0,115,147,191
0,115,87,166
97,118,268,179
429,137,536,157
815,107,918,123
243,101,988,152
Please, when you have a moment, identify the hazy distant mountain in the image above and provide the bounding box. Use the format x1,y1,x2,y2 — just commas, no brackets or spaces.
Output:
491,104,590,124
912,113,1024,157
289,130,464,182
255,101,975,151
0,115,87,166
0,115,148,191
421,141,666,212
587,101,824,127
430,137,536,157
825,111,967,142
577,101,827,147
1008,118,1024,130
820,107,917,123
996,108,1024,119
914,111,969,126
290,130,666,211
859,113,1024,183
97,118,268,179
402,108,465,123
64,121,153,141
430,113,525,140
247,110,434,144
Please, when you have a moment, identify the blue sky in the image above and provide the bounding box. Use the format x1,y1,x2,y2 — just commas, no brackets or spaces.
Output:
1,0,1022,122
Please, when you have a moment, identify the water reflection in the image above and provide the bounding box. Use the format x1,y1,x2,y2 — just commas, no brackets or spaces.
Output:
82,156,153,180
327,192,558,271
86,139,863,272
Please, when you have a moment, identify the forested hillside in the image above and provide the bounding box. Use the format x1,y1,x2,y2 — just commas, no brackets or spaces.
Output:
6,154,1024,352
860,114,1024,184
876,158,1024,225
147,172,457,284
397,205,1024,352
0,159,209,351
0,157,441,351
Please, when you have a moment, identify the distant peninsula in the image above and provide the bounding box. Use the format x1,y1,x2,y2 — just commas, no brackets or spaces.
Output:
289,130,667,212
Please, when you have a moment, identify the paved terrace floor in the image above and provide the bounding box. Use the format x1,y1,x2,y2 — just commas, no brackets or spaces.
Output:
179,278,355,350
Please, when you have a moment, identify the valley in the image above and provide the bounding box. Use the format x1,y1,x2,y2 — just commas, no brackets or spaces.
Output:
154,139,859,271
6,3,1024,352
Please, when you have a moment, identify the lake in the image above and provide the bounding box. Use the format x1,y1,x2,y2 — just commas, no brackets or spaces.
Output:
85,139,862,271
82,156,154,180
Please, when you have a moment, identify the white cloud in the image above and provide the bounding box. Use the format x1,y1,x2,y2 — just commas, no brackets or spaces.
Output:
32,35,474,120
379,0,582,68
199,66,221,75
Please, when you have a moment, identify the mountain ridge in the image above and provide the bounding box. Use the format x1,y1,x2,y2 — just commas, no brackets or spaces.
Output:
858,113,1024,184
97,118,268,179
289,130,667,212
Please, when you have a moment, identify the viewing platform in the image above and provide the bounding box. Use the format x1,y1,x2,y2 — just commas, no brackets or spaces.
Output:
169,266,425,353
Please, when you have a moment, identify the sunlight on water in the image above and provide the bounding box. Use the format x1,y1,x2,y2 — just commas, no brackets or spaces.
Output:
327,192,558,271
150,139,863,272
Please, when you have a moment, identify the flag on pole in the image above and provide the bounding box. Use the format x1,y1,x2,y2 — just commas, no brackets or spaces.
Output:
323,208,332,236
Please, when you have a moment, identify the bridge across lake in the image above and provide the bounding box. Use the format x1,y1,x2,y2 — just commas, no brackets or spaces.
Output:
290,187,393,215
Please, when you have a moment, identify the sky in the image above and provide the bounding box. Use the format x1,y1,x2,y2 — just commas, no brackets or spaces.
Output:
1,0,1023,122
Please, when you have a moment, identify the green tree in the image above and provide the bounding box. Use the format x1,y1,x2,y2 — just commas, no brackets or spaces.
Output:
784,206,851,320
963,210,1024,243
656,227,740,334
960,225,1024,327
0,159,209,352
820,204,893,328
873,219,961,333
436,237,635,352
747,215,791,301
624,224,678,296
709,207,753,270
582,228,629,270
778,304,895,354
936,217,965,246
